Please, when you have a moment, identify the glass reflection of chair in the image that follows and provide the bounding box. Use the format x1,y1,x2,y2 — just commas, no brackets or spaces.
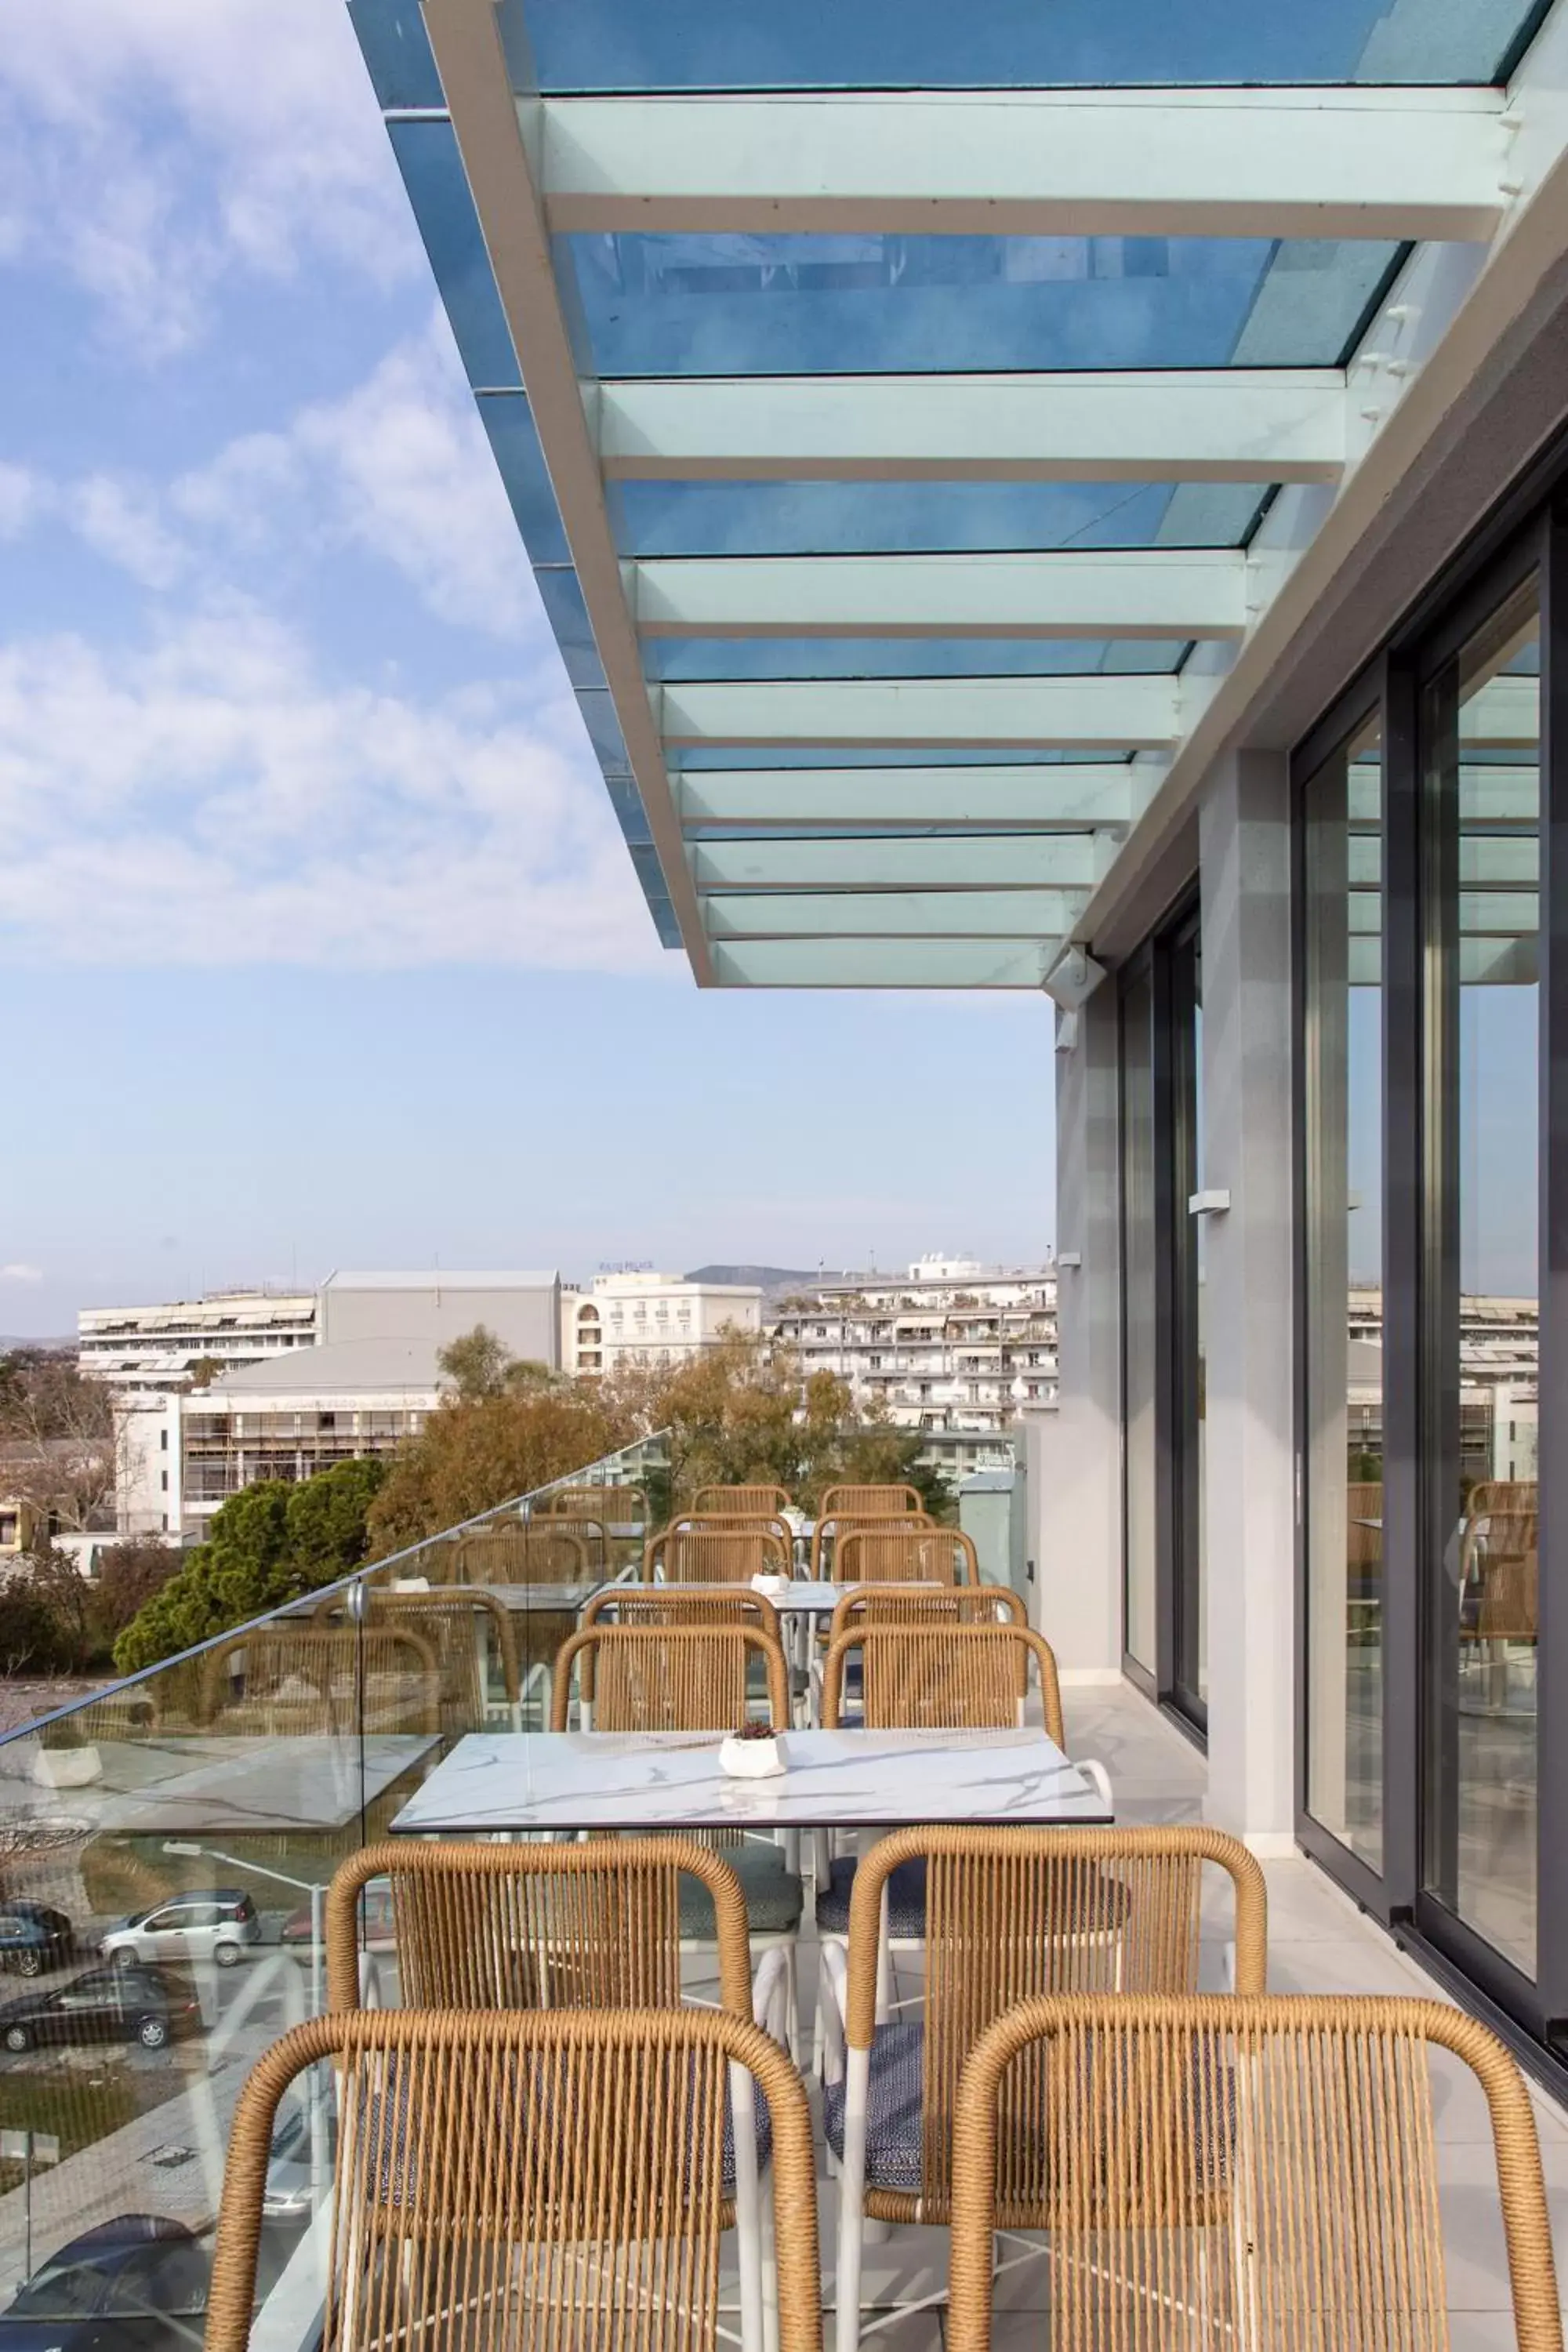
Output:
945,1992,1559,2352
312,1585,521,1737
551,1623,804,2060
1345,1475,1384,1636
823,1826,1268,2352
538,1482,648,1572
205,2005,820,2352
644,1521,793,1584
1459,1479,1538,1711
445,1521,589,1586
198,1623,441,1739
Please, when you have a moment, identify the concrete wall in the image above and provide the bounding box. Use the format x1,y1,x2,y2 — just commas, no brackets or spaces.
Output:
1031,985,1123,1679
318,1278,561,1367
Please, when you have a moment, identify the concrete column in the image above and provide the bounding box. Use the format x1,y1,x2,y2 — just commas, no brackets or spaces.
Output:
1199,750,1298,1849
1031,982,1123,1679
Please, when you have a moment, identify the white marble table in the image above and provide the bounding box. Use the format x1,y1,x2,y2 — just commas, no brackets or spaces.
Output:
390,1727,1110,1835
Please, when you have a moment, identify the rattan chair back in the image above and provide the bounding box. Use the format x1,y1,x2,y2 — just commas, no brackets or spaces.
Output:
693,1483,794,1516
822,1621,1064,1746
946,1992,1562,2349
819,1483,924,1519
830,1583,1025,1640
205,2005,822,2352
844,1827,1268,2227
447,1522,588,1586
325,1836,753,2015
199,1622,441,1737
1461,1481,1540,1640
314,1585,521,1723
581,1584,783,1640
551,1623,789,1733
809,1510,933,1578
644,1521,793,1584
834,1523,978,1586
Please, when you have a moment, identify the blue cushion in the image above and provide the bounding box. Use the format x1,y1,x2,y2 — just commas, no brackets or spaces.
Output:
815,1857,927,1939
822,2021,924,2193
678,1843,804,1937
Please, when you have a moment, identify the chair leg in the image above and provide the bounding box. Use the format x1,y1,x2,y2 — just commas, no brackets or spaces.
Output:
835,2045,870,2352
760,2159,780,2352
731,2057,766,2352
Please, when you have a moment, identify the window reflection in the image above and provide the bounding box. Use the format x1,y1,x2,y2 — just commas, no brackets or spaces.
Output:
1424,580,1540,1979
1304,716,1385,1868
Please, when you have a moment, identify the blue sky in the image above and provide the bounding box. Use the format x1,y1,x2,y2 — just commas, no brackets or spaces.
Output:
0,3,1054,1335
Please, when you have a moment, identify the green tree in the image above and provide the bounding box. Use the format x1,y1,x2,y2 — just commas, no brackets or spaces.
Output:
112,1456,388,1674
366,1388,627,1555
436,1325,562,1405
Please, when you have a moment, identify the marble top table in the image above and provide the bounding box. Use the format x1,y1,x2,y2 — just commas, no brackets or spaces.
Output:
390,1727,1110,1835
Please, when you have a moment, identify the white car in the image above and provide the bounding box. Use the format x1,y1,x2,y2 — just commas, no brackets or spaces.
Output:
100,1888,262,1971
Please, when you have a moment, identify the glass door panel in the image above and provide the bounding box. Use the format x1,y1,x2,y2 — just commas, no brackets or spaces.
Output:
1303,716,1385,1869
1171,916,1207,1724
1422,578,1541,1980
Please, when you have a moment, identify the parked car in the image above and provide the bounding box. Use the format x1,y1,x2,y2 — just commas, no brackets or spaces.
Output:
280,1878,394,1956
0,2216,211,2352
262,2088,339,2222
0,1965,199,2054
100,1889,260,1971
0,1901,73,1976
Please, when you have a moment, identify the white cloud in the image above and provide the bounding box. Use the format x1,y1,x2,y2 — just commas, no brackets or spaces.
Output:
0,1265,44,1284
0,608,667,974
0,0,413,357
174,321,534,637
0,464,50,540
69,475,188,591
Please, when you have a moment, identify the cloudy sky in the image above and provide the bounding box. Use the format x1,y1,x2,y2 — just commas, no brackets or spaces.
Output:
0,2,1054,1335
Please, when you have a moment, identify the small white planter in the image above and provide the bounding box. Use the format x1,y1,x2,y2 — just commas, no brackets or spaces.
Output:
32,1745,102,1789
750,1573,792,1598
719,1733,786,1779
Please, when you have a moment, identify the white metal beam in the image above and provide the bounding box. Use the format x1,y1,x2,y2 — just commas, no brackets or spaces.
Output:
702,888,1086,937
420,0,712,979
710,938,1052,986
539,88,1507,242
662,676,1182,749
677,765,1138,827
690,834,1097,890
633,550,1247,641
595,373,1346,485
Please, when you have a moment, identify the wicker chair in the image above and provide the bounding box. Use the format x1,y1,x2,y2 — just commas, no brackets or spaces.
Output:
694,1484,794,1517
445,1521,589,1586
945,1992,1562,2352
822,1621,1065,1741
198,1623,441,1739
824,1828,1269,2352
539,1483,648,1572
819,1484,925,1519
551,1624,804,2057
313,1586,521,1736
552,1623,790,1735
581,1583,783,1641
829,1583,1025,1640
833,1524,979,1587
644,1522,793,1585
810,1512,933,1580
205,2006,821,2352
1461,1480,1540,1648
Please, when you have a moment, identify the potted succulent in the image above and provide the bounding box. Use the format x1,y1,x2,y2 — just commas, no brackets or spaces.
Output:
719,1719,786,1779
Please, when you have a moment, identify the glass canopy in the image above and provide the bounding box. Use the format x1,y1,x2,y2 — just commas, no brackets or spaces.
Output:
350,0,1555,983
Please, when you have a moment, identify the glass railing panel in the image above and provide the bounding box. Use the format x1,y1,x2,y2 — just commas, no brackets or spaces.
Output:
0,1428,670,2339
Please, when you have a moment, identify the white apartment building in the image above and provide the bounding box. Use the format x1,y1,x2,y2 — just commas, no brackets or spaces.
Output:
561,1272,762,1376
773,1255,1058,1435
78,1290,318,1395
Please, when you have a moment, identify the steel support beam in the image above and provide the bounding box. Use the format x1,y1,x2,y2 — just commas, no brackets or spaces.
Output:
421,0,712,979
539,87,1507,242
633,550,1247,641
661,676,1183,749
595,372,1346,485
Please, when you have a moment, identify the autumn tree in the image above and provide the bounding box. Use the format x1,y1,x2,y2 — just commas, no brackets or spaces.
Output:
437,1325,561,1403
0,1348,117,1534
365,1385,630,1556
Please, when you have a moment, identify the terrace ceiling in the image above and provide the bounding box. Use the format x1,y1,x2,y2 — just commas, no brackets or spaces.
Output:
351,0,1568,986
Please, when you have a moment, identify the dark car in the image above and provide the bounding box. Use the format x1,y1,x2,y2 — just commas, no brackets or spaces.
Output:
0,2216,210,2352
0,1901,73,1977
0,1965,199,2055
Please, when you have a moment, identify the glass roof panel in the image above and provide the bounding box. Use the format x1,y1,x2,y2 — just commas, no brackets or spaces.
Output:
609,481,1271,558
563,233,1398,376
667,746,1135,770
385,122,521,392
516,0,1545,92
644,637,1189,681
